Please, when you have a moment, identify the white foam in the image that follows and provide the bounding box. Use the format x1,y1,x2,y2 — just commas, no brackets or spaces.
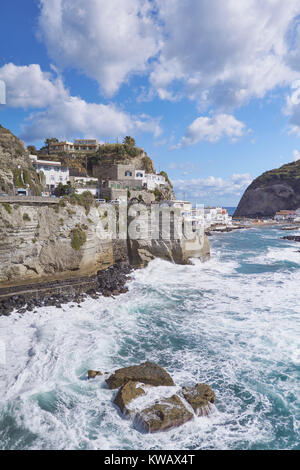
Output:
0,228,299,449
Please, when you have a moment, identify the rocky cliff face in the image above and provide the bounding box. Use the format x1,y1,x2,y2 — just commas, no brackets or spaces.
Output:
128,232,210,267
0,199,210,287
0,201,118,286
0,127,209,289
234,160,300,218
0,125,42,195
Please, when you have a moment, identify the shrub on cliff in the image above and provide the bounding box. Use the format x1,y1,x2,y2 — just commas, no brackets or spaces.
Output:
70,227,87,251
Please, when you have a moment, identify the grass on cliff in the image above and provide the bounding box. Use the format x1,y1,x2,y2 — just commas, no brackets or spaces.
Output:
2,202,12,214
70,227,87,251
64,191,95,215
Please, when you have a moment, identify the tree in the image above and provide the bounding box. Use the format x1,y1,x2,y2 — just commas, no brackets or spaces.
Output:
45,138,59,155
27,145,38,155
123,136,135,147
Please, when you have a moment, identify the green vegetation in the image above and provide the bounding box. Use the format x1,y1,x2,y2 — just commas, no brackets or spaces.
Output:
154,188,163,201
13,168,25,188
68,191,95,214
2,202,12,214
70,227,87,251
23,213,31,221
159,171,173,189
142,155,154,173
27,145,38,155
123,136,136,147
251,159,300,189
13,168,43,195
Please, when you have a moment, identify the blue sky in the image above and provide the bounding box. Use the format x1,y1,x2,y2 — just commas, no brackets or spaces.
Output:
1,0,300,205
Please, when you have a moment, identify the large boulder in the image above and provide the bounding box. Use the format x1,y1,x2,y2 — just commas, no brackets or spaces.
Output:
134,395,193,433
181,383,215,416
114,381,146,415
106,362,175,389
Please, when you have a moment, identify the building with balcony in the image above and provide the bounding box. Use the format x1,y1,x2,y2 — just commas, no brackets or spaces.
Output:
30,155,69,191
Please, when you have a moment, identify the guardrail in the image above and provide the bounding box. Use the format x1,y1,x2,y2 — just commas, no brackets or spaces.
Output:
0,196,59,204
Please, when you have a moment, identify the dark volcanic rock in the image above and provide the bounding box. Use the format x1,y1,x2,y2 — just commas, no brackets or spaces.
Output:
281,236,300,242
181,383,215,416
106,362,175,389
134,395,193,433
0,263,132,317
234,160,300,218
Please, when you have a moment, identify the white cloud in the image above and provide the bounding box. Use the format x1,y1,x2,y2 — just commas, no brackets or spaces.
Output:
152,0,300,108
293,149,300,161
20,97,161,142
37,1,300,109
285,81,300,136
176,114,247,147
0,63,67,108
173,173,252,203
38,0,160,96
0,63,161,142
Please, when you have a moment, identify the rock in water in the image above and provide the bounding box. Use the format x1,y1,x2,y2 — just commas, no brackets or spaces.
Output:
114,381,146,415
88,370,103,379
134,395,193,433
106,362,175,389
181,383,215,416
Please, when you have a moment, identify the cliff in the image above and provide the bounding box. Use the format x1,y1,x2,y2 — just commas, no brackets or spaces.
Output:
0,124,43,195
0,127,209,292
234,160,300,218
0,199,210,287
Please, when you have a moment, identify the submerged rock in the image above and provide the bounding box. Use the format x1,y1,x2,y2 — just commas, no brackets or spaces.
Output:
114,381,146,415
106,361,175,389
88,370,103,380
134,395,193,433
181,383,215,416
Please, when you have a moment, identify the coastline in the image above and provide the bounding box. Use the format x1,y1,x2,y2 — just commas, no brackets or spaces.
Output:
0,263,132,317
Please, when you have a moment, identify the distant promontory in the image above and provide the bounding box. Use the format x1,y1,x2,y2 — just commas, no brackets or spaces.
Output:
234,160,300,218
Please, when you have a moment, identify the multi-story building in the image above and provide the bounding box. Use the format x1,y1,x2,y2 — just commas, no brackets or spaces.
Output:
49,141,74,154
30,155,69,191
73,139,99,152
93,164,166,195
49,139,99,154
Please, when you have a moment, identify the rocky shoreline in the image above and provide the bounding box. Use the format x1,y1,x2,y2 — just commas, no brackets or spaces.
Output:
281,235,300,242
0,263,132,317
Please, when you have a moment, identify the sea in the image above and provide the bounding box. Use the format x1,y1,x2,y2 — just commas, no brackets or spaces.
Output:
0,225,299,450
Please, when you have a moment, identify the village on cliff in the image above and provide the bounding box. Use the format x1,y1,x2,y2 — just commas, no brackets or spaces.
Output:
0,134,236,232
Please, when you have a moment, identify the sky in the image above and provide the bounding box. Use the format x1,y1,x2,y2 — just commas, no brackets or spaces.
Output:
1,1,300,205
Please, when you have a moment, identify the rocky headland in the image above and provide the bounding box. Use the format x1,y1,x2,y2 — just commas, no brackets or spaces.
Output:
234,160,300,218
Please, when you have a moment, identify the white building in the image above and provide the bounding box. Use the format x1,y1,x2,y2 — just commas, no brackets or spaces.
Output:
73,139,99,152
274,210,297,221
143,173,166,190
75,187,98,197
30,155,69,190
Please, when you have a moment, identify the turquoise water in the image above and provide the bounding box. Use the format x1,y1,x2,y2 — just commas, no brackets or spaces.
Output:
0,226,299,450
